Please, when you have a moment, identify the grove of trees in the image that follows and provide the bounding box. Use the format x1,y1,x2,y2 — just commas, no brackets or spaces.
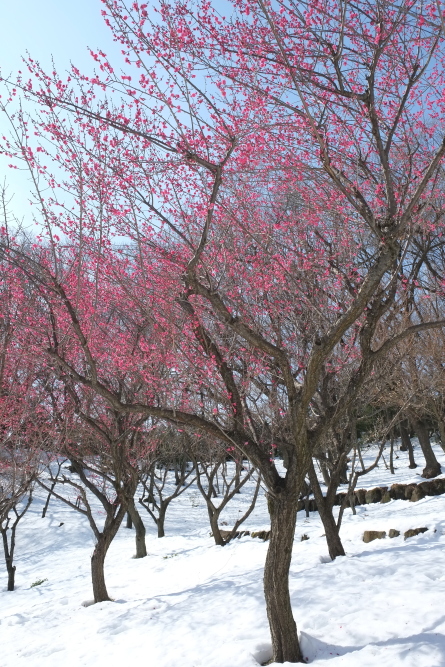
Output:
1,0,445,663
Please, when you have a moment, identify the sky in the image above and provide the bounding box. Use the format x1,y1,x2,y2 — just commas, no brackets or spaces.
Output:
0,0,121,229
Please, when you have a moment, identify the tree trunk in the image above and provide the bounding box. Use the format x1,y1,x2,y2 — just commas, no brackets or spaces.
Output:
319,501,346,559
308,463,345,560
41,481,56,519
264,490,303,663
411,418,441,478
399,425,408,451
400,423,417,468
338,459,348,484
389,435,395,474
357,446,365,471
125,512,133,529
209,510,225,546
91,536,112,603
7,563,16,591
90,504,127,603
1,494,33,592
127,499,147,558
319,458,331,486
1,528,16,591
157,503,167,538
235,460,242,492
437,419,445,455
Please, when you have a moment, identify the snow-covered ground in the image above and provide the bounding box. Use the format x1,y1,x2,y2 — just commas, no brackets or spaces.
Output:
1,441,445,666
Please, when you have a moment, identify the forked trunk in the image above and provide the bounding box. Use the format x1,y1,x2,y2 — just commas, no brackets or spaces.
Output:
209,511,225,546
264,491,303,664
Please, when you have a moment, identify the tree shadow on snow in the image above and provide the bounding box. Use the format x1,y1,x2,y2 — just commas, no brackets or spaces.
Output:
300,617,445,662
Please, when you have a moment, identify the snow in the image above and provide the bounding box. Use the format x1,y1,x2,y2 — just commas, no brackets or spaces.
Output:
1,441,445,666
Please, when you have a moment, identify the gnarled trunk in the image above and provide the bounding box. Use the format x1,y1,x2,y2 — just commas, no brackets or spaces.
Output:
308,462,345,560
91,504,127,603
91,536,112,602
411,418,441,478
209,511,225,546
127,498,147,558
264,490,303,664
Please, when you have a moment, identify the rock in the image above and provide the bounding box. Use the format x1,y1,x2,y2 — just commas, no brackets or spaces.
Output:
388,529,400,538
355,489,367,505
335,492,347,506
435,478,445,493
410,486,425,502
418,480,434,496
404,527,428,540
380,492,390,504
251,530,271,541
219,529,250,540
365,487,382,504
363,530,386,543
420,478,445,495
389,484,406,500
404,484,416,500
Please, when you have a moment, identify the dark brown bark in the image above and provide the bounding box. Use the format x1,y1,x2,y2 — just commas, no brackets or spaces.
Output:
127,498,147,558
308,461,345,560
264,489,303,664
41,482,56,519
1,527,16,591
41,460,65,519
400,423,417,469
91,536,112,602
91,503,127,603
139,491,169,537
139,460,196,539
209,511,225,546
411,418,441,478
234,459,242,492
157,503,167,538
389,434,395,474
125,512,133,529
437,419,445,455
195,458,259,545
319,459,331,486
1,493,33,592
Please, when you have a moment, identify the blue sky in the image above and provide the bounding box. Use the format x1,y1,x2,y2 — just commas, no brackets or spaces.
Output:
0,0,121,229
